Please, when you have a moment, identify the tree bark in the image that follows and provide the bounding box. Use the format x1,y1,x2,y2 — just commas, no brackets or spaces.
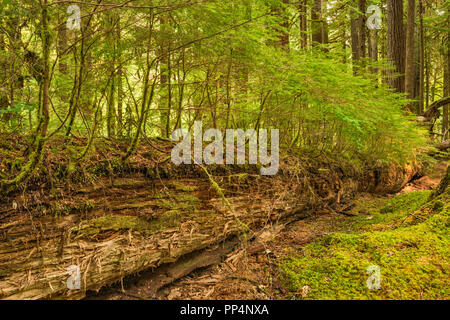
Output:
405,0,416,110
357,0,367,64
387,0,406,93
159,15,170,137
443,15,450,140
426,50,430,108
57,11,68,75
311,0,322,46
321,0,329,48
430,166,449,199
117,18,124,138
351,14,360,75
279,0,290,51
369,30,378,75
299,0,307,49
422,96,450,121
418,0,425,114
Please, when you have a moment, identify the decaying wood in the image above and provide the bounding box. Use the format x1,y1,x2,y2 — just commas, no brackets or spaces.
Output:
0,161,419,300
0,174,301,300
93,238,242,300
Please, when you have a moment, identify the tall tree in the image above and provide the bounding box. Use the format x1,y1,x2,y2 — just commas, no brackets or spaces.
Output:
321,0,329,47
443,20,450,140
369,29,378,75
387,0,406,93
299,0,308,49
1,0,51,190
350,10,360,74
311,0,323,46
405,0,417,111
357,0,367,63
273,0,290,51
418,0,425,114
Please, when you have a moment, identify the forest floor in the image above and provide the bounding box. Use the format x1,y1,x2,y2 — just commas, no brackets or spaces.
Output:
86,160,449,300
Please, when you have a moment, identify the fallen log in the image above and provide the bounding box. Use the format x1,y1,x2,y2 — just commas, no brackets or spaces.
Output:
88,237,242,300
422,96,450,122
0,174,308,300
0,159,420,300
87,208,314,300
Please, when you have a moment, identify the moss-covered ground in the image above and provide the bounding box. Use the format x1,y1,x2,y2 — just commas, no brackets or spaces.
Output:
280,188,449,299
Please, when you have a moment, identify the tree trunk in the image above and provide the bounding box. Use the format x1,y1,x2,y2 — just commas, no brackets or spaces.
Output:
41,1,50,137
430,166,449,199
0,0,51,192
321,0,329,48
279,0,290,51
422,96,450,121
418,0,425,114
351,14,360,75
426,50,430,108
299,0,307,49
357,0,367,64
57,11,68,75
311,0,322,46
369,30,378,75
159,15,170,138
443,15,450,140
117,18,124,138
405,0,416,111
387,0,406,93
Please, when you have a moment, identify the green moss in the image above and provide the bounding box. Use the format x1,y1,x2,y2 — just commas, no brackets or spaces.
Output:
10,159,22,172
52,200,94,217
279,190,449,300
74,215,155,238
73,204,188,239
67,161,76,175
432,200,444,212
348,191,432,232
380,191,431,215
171,182,198,192
155,194,199,213
159,210,182,227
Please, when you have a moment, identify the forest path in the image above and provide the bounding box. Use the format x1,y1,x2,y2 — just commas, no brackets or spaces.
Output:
86,160,449,300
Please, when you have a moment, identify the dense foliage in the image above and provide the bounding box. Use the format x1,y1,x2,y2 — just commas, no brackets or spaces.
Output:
0,0,447,186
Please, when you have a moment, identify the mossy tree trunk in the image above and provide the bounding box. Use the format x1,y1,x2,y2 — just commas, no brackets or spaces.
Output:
430,166,450,199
